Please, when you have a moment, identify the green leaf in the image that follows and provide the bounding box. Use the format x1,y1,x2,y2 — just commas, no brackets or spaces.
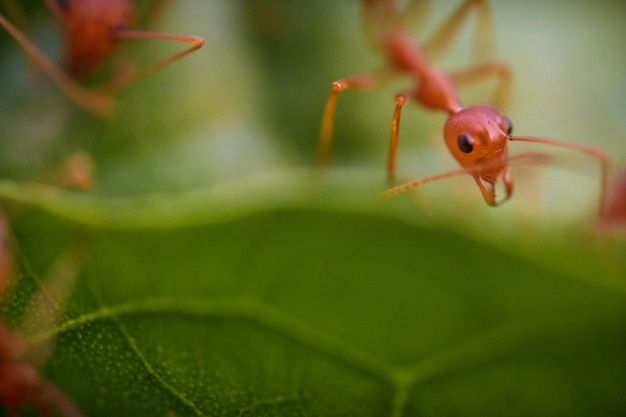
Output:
2,178,625,417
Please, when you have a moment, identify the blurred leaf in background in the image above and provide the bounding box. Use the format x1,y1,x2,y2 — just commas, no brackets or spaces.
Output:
0,1,625,416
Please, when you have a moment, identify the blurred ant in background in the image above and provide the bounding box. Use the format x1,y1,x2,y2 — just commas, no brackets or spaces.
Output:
0,154,92,417
0,0,204,117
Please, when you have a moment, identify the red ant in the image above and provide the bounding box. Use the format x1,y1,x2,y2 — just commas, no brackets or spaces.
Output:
0,155,92,417
317,0,609,212
0,214,86,417
0,0,204,117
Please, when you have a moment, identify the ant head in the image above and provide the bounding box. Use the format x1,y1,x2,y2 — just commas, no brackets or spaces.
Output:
58,0,134,77
443,105,513,205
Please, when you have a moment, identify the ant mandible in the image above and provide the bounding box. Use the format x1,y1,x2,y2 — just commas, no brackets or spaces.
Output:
317,0,608,212
0,0,204,117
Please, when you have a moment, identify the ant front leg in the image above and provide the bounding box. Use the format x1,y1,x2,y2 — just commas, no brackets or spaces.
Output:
316,71,387,165
386,93,408,181
96,28,204,95
0,14,115,117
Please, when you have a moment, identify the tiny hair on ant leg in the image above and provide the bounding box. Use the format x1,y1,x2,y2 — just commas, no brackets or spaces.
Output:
317,0,609,214
0,0,204,117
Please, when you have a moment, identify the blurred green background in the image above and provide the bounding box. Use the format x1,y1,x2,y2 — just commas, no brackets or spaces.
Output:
1,1,625,416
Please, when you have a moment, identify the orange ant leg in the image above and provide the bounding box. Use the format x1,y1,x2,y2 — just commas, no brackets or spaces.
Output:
423,0,494,62
381,152,552,204
18,236,89,369
362,0,430,48
95,29,204,95
0,14,114,117
33,153,95,192
402,0,432,30
509,136,609,217
316,72,387,165
0,207,88,417
386,94,408,180
449,61,512,111
1,0,42,83
0,236,87,417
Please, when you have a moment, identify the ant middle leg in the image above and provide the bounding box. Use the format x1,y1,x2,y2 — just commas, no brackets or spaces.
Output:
386,93,408,181
96,28,204,95
316,71,389,165
423,0,495,63
0,14,115,116
449,61,512,111
362,0,431,47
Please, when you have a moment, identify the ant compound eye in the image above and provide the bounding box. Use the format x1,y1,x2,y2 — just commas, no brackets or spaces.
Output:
457,133,473,153
503,117,513,135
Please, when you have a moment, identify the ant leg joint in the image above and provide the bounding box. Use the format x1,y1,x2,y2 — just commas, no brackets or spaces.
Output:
495,62,512,78
394,94,407,106
331,81,346,93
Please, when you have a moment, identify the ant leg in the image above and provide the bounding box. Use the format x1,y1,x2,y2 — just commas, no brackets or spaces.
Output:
41,381,85,417
403,0,432,31
423,0,494,63
449,61,512,111
1,230,87,417
362,0,431,47
362,0,400,52
510,136,610,218
381,152,552,203
386,94,408,180
19,236,88,368
316,71,387,165
1,0,43,83
0,15,114,117
96,29,204,95
32,153,95,192
381,166,474,199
